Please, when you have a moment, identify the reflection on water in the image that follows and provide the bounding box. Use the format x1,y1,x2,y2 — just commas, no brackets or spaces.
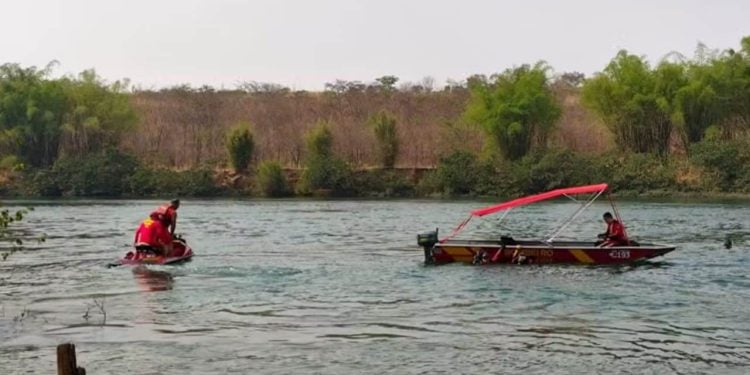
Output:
1,199,749,374
132,267,174,292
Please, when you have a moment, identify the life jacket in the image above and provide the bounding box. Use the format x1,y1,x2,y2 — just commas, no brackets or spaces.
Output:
606,220,628,243
150,204,176,226
134,218,170,247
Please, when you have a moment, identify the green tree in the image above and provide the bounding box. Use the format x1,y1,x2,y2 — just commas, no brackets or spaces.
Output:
375,75,399,91
0,63,67,167
0,64,136,166
368,111,399,168
582,52,683,155
226,122,255,172
299,120,351,194
673,63,721,144
60,70,137,157
256,160,289,197
464,62,561,160
305,120,333,159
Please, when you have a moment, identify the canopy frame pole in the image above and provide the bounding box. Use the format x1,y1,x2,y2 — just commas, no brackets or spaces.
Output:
497,208,512,226
546,189,605,242
440,215,473,243
562,194,581,203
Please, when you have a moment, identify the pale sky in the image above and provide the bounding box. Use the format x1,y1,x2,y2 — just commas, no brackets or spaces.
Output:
1,0,748,90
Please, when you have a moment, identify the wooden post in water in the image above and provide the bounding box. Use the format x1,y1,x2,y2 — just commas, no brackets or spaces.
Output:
57,343,86,375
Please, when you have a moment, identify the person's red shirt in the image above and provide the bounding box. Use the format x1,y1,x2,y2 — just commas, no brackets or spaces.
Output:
134,218,171,247
606,220,628,243
150,204,177,227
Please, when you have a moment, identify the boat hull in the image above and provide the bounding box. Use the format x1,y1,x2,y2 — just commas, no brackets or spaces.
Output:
118,239,194,266
429,240,675,265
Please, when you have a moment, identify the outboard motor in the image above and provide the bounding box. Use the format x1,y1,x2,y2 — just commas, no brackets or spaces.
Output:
417,229,439,264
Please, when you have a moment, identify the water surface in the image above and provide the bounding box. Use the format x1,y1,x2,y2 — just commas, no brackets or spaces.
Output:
1,199,749,374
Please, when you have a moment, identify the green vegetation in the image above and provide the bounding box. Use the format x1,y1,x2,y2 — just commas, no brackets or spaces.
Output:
0,204,44,261
22,150,221,197
226,122,255,172
582,53,676,155
369,111,399,168
583,38,750,154
256,160,289,197
465,63,561,160
0,63,135,168
298,121,353,195
1,36,750,199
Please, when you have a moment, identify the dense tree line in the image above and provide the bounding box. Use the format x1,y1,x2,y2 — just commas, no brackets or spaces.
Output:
1,36,749,197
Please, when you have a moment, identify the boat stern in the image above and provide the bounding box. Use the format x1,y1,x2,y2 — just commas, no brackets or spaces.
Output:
417,229,439,264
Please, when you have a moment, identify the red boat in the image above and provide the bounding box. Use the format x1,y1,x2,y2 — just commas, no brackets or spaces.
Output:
418,183,675,265
116,237,194,266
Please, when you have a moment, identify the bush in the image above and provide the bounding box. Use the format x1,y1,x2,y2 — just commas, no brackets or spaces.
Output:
369,111,399,168
0,155,22,171
175,168,222,197
421,151,481,195
299,121,353,195
256,161,289,197
599,154,677,193
305,120,333,159
351,169,414,197
47,149,139,196
128,167,222,197
226,122,255,172
691,139,750,191
22,150,223,198
299,156,352,195
514,150,599,194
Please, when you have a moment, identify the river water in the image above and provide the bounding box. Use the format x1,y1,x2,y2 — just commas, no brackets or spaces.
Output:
1,199,749,374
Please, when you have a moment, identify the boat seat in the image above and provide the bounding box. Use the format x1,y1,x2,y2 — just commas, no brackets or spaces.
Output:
500,236,517,245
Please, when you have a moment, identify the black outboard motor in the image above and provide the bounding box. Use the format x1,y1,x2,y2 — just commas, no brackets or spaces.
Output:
417,229,439,264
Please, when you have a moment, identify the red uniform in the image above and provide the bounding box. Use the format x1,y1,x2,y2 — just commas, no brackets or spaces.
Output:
150,204,177,227
601,220,628,246
134,218,172,248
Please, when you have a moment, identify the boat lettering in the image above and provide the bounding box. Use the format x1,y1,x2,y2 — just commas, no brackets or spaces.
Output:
502,249,554,257
609,250,630,259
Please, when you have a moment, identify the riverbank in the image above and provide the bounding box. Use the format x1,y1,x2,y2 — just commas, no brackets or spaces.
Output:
1,145,749,200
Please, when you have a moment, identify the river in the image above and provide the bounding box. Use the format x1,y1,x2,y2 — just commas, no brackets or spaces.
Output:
1,199,749,374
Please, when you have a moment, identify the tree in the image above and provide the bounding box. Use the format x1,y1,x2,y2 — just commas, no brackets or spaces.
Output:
375,75,399,92
464,63,561,160
226,122,255,172
368,111,399,168
299,120,351,194
558,72,586,88
673,63,721,144
0,63,67,167
582,51,682,155
0,64,137,166
60,70,137,157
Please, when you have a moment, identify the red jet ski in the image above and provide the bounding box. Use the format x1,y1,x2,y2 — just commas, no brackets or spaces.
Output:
115,237,194,266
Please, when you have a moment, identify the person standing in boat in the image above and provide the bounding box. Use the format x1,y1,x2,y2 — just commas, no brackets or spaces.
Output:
150,199,180,238
597,212,628,247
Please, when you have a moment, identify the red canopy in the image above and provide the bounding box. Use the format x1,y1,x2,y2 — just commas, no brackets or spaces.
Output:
470,183,608,217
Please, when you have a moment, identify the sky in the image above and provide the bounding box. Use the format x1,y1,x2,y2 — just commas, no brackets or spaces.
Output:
1,0,748,90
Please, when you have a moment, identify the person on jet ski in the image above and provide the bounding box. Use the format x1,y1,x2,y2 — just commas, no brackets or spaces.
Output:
134,216,173,256
150,199,180,238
